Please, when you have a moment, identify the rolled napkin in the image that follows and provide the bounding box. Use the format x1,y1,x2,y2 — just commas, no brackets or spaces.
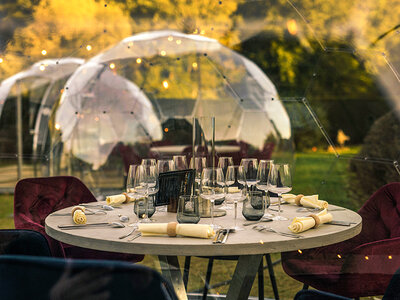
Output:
288,209,333,233
138,222,215,239
106,194,127,206
106,193,146,205
282,193,328,209
71,206,87,224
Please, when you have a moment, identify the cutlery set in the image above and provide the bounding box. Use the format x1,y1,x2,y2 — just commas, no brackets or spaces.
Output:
213,228,234,244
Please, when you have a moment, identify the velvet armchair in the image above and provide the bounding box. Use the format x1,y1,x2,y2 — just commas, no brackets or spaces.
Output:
281,182,400,298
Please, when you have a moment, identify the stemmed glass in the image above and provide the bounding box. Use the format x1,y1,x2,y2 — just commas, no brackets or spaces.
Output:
240,158,259,191
141,158,157,168
200,167,225,230
226,165,246,230
173,155,188,170
256,160,274,218
268,163,292,221
134,165,159,223
217,157,233,178
126,164,139,195
157,159,175,173
190,157,207,194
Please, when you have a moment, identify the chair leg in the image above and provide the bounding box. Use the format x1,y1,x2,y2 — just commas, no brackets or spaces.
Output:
183,256,191,291
258,260,264,300
265,254,279,299
202,257,214,300
302,283,309,290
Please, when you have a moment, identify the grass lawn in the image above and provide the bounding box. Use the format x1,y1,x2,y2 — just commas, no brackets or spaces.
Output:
0,149,380,299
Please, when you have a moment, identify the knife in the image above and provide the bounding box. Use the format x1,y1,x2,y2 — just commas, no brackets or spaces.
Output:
327,220,356,226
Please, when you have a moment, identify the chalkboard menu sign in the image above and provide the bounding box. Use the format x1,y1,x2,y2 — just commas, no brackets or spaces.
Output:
155,169,195,210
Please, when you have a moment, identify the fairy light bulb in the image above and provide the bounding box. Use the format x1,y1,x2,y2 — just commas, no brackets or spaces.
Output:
168,36,173,42
162,80,169,89
109,63,116,69
160,50,166,56
39,65,46,71
0,58,3,63
287,19,298,35
192,62,198,69
55,123,61,130
41,49,47,56
176,40,182,45
136,58,142,64
86,45,92,51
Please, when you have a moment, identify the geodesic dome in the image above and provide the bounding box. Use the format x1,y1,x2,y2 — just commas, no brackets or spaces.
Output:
53,30,292,192
0,58,83,183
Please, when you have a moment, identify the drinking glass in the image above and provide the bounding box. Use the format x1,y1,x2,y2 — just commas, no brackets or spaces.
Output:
268,163,292,221
240,158,259,191
134,165,159,222
217,156,233,178
200,167,225,230
256,160,274,218
190,157,207,194
226,165,246,230
126,164,139,195
177,195,200,224
141,158,157,168
173,155,188,170
157,159,175,173
242,191,265,221
134,195,156,219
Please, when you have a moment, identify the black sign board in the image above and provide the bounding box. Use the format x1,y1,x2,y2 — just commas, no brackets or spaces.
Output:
155,169,196,206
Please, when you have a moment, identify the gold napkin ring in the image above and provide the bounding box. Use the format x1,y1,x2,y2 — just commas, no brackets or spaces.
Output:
309,214,321,228
122,192,129,202
167,222,178,237
295,194,304,206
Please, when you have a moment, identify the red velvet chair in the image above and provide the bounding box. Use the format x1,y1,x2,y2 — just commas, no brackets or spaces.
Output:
14,176,143,262
281,182,400,298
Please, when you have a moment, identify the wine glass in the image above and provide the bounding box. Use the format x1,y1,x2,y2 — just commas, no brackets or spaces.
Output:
268,163,292,221
173,155,188,170
141,158,157,168
225,165,246,230
240,158,259,191
134,165,159,223
217,156,233,178
190,157,207,194
200,167,225,230
256,160,274,218
126,164,139,195
157,159,175,173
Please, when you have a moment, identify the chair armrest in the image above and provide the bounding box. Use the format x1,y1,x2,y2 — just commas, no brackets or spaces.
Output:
342,237,400,275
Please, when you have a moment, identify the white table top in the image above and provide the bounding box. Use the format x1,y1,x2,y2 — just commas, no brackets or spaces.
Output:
45,201,362,257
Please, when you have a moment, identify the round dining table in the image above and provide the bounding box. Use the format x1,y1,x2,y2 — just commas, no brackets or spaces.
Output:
45,199,362,300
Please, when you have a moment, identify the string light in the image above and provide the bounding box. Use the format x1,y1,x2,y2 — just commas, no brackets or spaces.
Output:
86,45,92,51
337,254,342,259
365,256,369,260
192,62,198,69
160,50,166,56
162,80,169,89
193,29,198,34
39,65,46,71
168,36,173,42
0,58,3,63
287,19,298,35
388,255,393,259
164,127,169,133
200,29,205,35
136,58,142,64
298,249,303,254
176,40,182,45
109,63,116,69
55,123,61,130
41,50,47,56
259,240,264,244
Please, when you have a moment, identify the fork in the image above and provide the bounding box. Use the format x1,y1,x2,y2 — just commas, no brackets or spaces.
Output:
118,225,138,239
252,225,303,238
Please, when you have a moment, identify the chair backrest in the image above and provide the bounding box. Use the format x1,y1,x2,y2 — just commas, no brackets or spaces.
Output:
356,182,400,243
0,255,177,300
14,176,97,257
0,229,51,256
383,266,400,299
14,176,97,230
